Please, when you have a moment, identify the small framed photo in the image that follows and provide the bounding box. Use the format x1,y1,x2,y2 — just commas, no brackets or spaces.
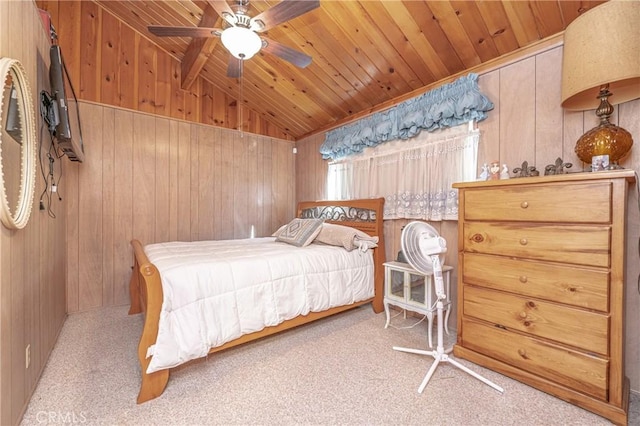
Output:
591,154,609,172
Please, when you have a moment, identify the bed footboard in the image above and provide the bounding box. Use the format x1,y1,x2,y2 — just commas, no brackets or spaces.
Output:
129,239,170,404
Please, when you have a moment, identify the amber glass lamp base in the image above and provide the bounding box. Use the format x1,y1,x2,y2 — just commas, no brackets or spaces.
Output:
575,122,633,166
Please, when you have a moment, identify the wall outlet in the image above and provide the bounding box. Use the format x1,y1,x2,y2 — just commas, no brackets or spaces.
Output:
25,344,30,369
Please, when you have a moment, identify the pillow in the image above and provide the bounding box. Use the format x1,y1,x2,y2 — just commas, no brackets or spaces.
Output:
314,223,379,252
271,224,287,237
275,218,324,247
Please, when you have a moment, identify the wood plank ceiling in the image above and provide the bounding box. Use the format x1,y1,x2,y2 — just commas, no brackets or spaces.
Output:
94,0,606,140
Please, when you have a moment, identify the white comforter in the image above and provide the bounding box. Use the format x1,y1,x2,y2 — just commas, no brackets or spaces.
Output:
144,237,374,373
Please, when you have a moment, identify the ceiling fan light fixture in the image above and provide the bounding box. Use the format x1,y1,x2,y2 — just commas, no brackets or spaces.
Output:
221,26,262,60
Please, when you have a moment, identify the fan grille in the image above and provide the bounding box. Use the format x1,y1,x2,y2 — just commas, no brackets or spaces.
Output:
400,221,446,274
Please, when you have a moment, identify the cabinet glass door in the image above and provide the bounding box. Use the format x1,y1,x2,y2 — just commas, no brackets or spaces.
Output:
389,269,405,300
409,273,426,305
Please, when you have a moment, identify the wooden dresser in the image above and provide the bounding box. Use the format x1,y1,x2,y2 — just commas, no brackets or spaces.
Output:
452,170,635,425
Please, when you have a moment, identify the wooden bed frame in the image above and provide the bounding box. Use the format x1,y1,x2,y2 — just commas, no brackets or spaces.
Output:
128,198,386,403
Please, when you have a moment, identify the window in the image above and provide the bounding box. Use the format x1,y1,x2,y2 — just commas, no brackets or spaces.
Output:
327,124,479,221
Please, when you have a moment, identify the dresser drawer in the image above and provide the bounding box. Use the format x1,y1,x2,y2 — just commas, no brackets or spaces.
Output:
463,285,609,355
462,253,609,312
463,182,612,223
463,222,610,268
461,318,608,400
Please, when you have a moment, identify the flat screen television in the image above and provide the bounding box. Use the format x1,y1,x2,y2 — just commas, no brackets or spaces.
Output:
49,45,84,162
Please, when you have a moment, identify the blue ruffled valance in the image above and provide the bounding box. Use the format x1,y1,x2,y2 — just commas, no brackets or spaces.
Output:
320,73,493,160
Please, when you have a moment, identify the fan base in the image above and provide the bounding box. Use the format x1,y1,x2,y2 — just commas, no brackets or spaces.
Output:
393,301,504,394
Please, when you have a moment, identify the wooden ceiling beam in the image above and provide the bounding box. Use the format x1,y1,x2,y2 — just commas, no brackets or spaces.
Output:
181,4,220,91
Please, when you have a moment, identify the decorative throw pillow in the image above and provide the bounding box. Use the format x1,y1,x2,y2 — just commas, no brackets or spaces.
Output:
271,224,287,237
275,218,324,247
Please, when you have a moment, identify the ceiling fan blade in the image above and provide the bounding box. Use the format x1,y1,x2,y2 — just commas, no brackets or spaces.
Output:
148,26,222,38
250,0,320,32
207,1,237,27
227,56,242,78
261,37,312,68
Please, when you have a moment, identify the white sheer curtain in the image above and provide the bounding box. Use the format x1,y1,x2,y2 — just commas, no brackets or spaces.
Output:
327,125,479,221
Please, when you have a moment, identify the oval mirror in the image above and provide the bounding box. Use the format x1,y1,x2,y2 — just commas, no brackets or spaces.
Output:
0,58,37,230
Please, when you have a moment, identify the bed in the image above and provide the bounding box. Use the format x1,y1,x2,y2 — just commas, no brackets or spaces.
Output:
128,198,386,403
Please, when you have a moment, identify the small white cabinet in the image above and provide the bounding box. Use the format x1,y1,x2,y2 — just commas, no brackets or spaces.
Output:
383,261,453,348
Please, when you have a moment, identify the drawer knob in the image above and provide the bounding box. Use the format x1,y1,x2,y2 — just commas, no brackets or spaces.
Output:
471,233,484,243
519,311,527,319
519,238,528,245
519,276,528,283
520,201,529,209
518,349,529,359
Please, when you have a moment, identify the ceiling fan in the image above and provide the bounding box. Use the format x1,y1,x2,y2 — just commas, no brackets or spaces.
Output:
148,0,319,78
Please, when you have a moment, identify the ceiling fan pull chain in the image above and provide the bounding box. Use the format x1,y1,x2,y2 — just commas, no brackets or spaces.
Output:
239,61,244,138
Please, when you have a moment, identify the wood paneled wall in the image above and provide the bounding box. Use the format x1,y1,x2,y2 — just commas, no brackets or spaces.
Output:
35,1,294,141
295,42,640,393
0,2,67,425
66,102,295,312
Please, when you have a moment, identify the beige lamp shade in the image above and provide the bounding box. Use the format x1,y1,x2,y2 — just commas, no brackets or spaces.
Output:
561,0,640,110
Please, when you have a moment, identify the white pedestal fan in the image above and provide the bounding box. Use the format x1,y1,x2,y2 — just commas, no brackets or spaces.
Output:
394,221,504,394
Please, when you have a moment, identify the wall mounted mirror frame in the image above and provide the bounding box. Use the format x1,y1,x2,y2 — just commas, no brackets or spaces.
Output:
0,57,37,230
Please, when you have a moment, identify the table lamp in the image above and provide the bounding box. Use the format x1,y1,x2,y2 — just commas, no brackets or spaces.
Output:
560,0,640,168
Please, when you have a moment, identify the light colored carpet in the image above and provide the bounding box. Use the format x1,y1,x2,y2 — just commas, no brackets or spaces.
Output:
21,305,639,425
